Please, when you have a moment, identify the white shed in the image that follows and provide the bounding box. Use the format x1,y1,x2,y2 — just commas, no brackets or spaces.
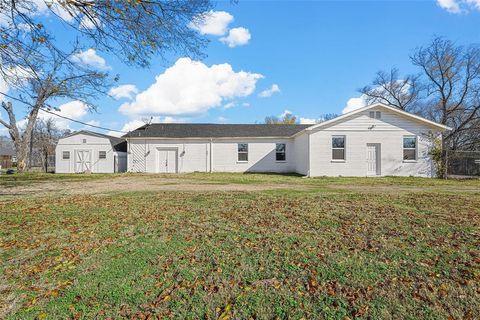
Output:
55,130,127,173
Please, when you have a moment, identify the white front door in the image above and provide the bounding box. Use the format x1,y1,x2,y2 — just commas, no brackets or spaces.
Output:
157,149,177,173
75,150,92,173
366,144,380,176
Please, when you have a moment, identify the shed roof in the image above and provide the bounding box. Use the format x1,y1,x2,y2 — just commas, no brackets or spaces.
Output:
123,124,312,138
62,130,127,152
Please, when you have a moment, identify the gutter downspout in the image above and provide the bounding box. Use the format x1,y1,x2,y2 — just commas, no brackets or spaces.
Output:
307,131,311,177
209,138,213,173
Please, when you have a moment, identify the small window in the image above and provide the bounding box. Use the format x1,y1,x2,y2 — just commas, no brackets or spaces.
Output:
369,111,381,119
62,151,70,160
276,143,286,161
332,136,346,160
403,136,417,161
99,151,107,159
238,143,248,162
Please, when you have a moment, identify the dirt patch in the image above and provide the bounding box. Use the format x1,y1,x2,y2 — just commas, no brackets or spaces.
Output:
0,175,309,199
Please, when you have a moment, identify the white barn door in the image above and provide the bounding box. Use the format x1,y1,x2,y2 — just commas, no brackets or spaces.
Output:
75,150,92,173
157,149,177,173
366,144,380,176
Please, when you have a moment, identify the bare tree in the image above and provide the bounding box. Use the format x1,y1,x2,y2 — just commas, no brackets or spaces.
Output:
360,68,421,111
265,113,298,124
0,43,107,172
321,113,339,122
360,38,480,153
30,118,65,172
0,0,212,172
411,38,480,150
0,1,212,68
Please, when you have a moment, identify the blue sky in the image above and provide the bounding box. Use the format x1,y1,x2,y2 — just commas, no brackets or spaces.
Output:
2,0,480,136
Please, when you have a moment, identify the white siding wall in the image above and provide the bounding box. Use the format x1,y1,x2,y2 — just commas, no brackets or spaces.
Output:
127,139,209,173
211,139,294,173
55,133,116,173
293,133,309,175
127,138,296,173
308,108,440,177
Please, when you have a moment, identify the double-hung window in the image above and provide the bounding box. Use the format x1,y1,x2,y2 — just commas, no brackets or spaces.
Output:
276,143,286,161
403,136,417,161
62,151,70,160
99,151,107,160
332,136,346,161
238,143,248,162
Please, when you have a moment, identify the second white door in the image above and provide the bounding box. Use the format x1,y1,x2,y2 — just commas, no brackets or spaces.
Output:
158,149,177,173
366,144,380,176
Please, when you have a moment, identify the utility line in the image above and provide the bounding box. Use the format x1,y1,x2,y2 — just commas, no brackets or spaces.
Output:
39,108,127,134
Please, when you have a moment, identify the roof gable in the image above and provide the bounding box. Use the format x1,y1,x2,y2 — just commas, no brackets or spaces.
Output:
61,130,126,149
304,103,451,133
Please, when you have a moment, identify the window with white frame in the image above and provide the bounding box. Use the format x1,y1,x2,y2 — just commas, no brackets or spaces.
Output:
238,143,248,162
82,139,87,144
99,151,107,159
332,136,346,160
62,151,70,160
403,136,417,161
276,143,286,161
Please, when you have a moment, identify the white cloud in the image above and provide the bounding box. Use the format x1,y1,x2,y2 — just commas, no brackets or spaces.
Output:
109,84,139,100
80,15,100,29
16,100,89,130
437,0,462,12
342,95,368,114
280,110,293,118
223,102,236,109
217,116,228,123
0,76,9,102
42,100,89,129
119,57,263,117
83,120,100,129
108,116,177,137
71,49,109,70
220,27,251,48
29,0,76,21
299,117,319,124
259,84,281,98
437,0,480,13
190,10,233,36
242,102,251,107
119,119,145,134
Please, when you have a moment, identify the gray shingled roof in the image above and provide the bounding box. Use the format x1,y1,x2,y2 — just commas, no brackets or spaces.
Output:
123,124,312,138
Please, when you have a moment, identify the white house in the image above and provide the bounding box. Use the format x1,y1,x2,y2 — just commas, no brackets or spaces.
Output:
55,131,127,173
123,103,450,177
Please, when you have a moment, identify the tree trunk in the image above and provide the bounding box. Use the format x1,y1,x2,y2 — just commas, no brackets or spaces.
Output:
14,139,29,173
44,151,48,173
1,101,42,173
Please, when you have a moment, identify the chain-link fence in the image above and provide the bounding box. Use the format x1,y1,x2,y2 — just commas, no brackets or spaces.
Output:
447,150,480,178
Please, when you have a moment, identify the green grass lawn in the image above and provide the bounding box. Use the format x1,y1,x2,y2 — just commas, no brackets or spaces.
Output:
0,173,479,319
